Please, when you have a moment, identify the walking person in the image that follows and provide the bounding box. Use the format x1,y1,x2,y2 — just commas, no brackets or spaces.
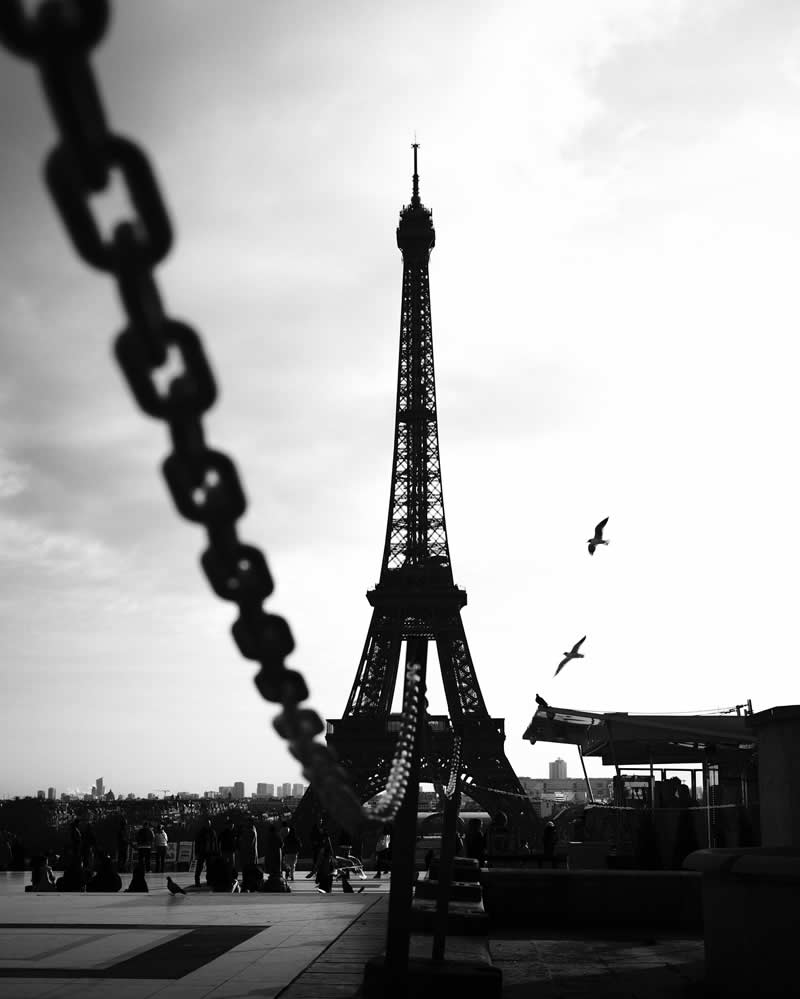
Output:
238,817,258,872
373,823,392,879
305,818,326,879
315,841,335,894
136,821,154,872
263,823,283,878
219,818,237,870
194,816,218,887
153,824,168,873
281,825,301,881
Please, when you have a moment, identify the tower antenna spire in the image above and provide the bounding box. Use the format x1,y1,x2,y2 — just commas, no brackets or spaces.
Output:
412,138,420,204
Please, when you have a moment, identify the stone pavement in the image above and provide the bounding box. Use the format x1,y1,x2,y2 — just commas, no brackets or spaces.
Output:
0,872,707,998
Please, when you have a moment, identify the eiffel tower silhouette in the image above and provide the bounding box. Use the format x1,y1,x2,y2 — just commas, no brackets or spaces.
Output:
298,147,537,848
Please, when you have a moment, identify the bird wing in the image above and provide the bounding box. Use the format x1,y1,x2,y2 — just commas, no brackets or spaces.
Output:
588,543,595,555
594,517,609,539
571,636,587,654
554,657,568,676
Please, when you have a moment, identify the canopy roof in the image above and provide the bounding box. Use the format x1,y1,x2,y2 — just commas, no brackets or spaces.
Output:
523,697,756,766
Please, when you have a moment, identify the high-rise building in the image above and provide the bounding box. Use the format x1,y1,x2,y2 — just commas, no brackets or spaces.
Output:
218,785,233,798
291,783,305,798
36,789,45,799
47,787,56,800
265,783,275,798
256,783,268,797
233,781,245,799
96,777,104,798
281,782,292,798
549,758,567,780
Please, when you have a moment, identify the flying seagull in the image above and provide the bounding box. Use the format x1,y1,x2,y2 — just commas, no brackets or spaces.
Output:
166,876,187,896
555,636,586,677
587,517,609,555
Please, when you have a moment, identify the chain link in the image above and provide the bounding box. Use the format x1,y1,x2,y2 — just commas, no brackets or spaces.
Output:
0,0,421,833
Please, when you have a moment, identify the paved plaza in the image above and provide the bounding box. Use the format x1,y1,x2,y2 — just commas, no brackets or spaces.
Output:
0,872,707,998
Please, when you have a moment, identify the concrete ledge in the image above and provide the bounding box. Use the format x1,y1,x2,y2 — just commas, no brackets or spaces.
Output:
481,868,703,930
415,879,483,903
685,848,800,997
411,896,488,934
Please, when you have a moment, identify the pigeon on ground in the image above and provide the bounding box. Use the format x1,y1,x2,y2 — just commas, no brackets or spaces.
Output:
555,636,586,677
587,517,609,555
166,877,187,896
535,693,549,709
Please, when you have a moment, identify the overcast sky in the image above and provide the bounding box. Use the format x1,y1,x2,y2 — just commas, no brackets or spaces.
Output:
1,0,799,800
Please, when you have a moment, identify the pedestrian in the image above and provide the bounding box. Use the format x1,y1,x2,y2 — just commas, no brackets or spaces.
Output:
464,817,486,867
263,823,282,878
543,820,557,867
81,820,97,871
306,818,326,879
136,821,154,872
281,825,301,881
315,842,335,894
219,818,237,870
373,823,392,878
153,824,168,873
193,816,218,887
238,817,258,871
116,814,129,872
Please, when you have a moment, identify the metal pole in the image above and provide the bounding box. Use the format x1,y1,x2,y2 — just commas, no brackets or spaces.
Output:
385,639,427,997
649,751,655,814
432,782,460,961
577,745,594,803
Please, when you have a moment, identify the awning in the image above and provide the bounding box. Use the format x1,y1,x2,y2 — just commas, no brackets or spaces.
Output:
524,697,756,766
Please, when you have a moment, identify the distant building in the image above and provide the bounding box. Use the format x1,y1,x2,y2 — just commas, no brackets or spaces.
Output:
47,787,56,800
204,791,219,799
218,785,233,798
233,781,245,799
36,790,45,799
60,793,70,802
280,782,292,799
96,777,104,798
256,783,268,797
549,759,567,780
519,775,612,803
126,793,136,800
147,793,157,800
291,783,305,798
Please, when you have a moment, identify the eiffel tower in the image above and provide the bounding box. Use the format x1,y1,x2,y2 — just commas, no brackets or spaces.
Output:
299,147,537,847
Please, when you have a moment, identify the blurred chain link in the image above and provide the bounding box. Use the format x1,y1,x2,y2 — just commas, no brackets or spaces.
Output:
0,0,425,832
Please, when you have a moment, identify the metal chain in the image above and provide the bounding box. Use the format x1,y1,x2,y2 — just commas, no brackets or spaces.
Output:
444,735,462,799
0,0,417,833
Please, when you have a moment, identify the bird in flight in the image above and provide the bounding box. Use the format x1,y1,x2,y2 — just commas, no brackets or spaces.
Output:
555,636,586,676
166,876,187,896
587,517,609,555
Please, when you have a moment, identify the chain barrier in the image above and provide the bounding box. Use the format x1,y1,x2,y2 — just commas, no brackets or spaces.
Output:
0,0,420,833
444,735,462,799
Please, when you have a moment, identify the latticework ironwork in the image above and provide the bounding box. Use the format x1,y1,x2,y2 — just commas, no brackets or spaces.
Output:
296,147,538,846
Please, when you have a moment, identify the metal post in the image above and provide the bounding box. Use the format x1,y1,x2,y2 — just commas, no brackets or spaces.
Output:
649,752,655,813
385,639,427,996
578,745,594,803
432,783,460,961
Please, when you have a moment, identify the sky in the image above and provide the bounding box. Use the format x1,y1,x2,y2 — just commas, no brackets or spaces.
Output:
1,0,799,800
